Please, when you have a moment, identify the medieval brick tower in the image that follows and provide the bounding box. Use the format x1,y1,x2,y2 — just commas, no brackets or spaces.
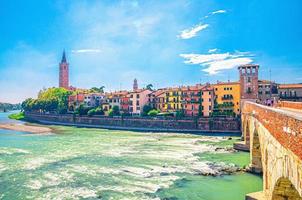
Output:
59,50,69,89
133,78,138,91
238,64,259,101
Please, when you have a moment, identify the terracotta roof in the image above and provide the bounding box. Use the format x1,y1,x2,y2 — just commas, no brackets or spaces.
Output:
279,84,302,89
213,81,240,86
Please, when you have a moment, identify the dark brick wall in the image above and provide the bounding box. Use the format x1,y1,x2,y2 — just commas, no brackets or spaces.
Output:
24,113,240,132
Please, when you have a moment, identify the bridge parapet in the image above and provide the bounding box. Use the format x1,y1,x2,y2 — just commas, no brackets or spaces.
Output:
243,101,302,160
241,101,302,200
278,101,302,110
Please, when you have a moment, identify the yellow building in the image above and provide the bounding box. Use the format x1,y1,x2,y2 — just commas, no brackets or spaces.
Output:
213,81,241,115
164,87,183,112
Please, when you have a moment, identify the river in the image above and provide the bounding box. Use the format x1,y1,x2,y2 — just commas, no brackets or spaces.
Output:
0,111,262,200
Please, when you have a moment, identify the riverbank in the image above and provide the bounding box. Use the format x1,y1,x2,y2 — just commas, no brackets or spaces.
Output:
24,112,241,135
0,123,52,134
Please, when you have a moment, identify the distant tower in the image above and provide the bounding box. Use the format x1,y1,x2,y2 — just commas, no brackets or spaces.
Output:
59,50,69,89
238,64,259,101
133,78,138,90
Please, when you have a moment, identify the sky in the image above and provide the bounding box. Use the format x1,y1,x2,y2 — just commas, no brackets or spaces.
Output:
0,0,302,103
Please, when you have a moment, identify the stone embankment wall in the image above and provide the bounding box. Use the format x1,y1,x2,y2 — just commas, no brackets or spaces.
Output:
24,112,240,133
278,101,302,110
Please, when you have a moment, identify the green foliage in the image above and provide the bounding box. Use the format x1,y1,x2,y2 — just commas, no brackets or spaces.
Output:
147,109,159,116
87,109,96,117
146,84,153,90
175,110,185,119
95,107,104,115
108,105,120,117
0,103,21,112
21,88,72,113
87,107,104,117
76,103,90,116
142,105,153,116
89,86,105,93
8,112,25,120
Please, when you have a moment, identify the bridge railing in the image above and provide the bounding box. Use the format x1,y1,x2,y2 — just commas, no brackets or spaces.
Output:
278,101,302,110
242,101,302,159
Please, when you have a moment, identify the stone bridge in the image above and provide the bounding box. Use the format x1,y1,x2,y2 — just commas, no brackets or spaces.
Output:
240,101,302,200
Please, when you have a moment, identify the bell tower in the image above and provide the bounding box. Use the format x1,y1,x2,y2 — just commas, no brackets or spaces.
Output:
59,50,69,89
133,78,138,91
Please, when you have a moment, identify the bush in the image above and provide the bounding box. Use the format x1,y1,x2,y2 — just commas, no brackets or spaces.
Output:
142,105,153,116
148,109,159,117
108,105,120,117
175,110,184,119
8,112,25,120
95,107,104,115
87,109,96,117
76,104,90,116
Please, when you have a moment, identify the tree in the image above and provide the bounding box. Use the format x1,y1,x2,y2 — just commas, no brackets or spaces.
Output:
108,105,120,116
175,110,184,119
90,86,105,93
146,84,153,91
21,87,72,113
142,105,152,116
76,103,89,116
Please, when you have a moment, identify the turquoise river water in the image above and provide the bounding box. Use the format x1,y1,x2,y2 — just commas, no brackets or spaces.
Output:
0,112,262,200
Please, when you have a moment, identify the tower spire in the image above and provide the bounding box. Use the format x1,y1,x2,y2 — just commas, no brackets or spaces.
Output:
61,49,67,63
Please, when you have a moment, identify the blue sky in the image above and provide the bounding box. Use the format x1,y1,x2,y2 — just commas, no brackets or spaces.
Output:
0,0,302,103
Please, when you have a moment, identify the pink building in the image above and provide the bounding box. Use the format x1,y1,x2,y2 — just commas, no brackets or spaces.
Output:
129,89,152,115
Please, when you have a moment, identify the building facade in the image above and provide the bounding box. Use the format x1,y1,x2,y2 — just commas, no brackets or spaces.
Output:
83,93,105,108
278,84,302,101
129,89,152,115
164,87,183,113
213,81,241,115
258,80,279,106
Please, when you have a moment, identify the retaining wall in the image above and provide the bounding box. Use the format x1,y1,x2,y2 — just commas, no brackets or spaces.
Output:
24,112,241,134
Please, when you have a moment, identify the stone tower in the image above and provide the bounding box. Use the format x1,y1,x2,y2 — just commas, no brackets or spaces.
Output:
238,64,259,101
133,78,138,91
59,50,69,89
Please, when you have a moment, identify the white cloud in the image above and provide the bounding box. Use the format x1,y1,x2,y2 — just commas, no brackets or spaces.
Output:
178,24,209,39
180,51,253,75
208,48,218,53
202,57,253,74
211,10,227,15
71,49,102,53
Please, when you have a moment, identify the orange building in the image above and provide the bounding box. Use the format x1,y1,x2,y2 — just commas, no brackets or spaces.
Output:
182,84,214,117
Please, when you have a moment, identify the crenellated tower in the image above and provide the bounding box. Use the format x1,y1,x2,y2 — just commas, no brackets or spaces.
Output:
238,64,259,101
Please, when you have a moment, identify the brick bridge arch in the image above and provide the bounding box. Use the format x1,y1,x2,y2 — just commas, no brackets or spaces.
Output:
242,101,302,200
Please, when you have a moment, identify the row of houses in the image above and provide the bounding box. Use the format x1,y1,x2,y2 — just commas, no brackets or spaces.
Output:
67,64,302,117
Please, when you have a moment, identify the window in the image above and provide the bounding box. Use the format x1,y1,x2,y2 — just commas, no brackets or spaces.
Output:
137,94,140,98
247,77,251,83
